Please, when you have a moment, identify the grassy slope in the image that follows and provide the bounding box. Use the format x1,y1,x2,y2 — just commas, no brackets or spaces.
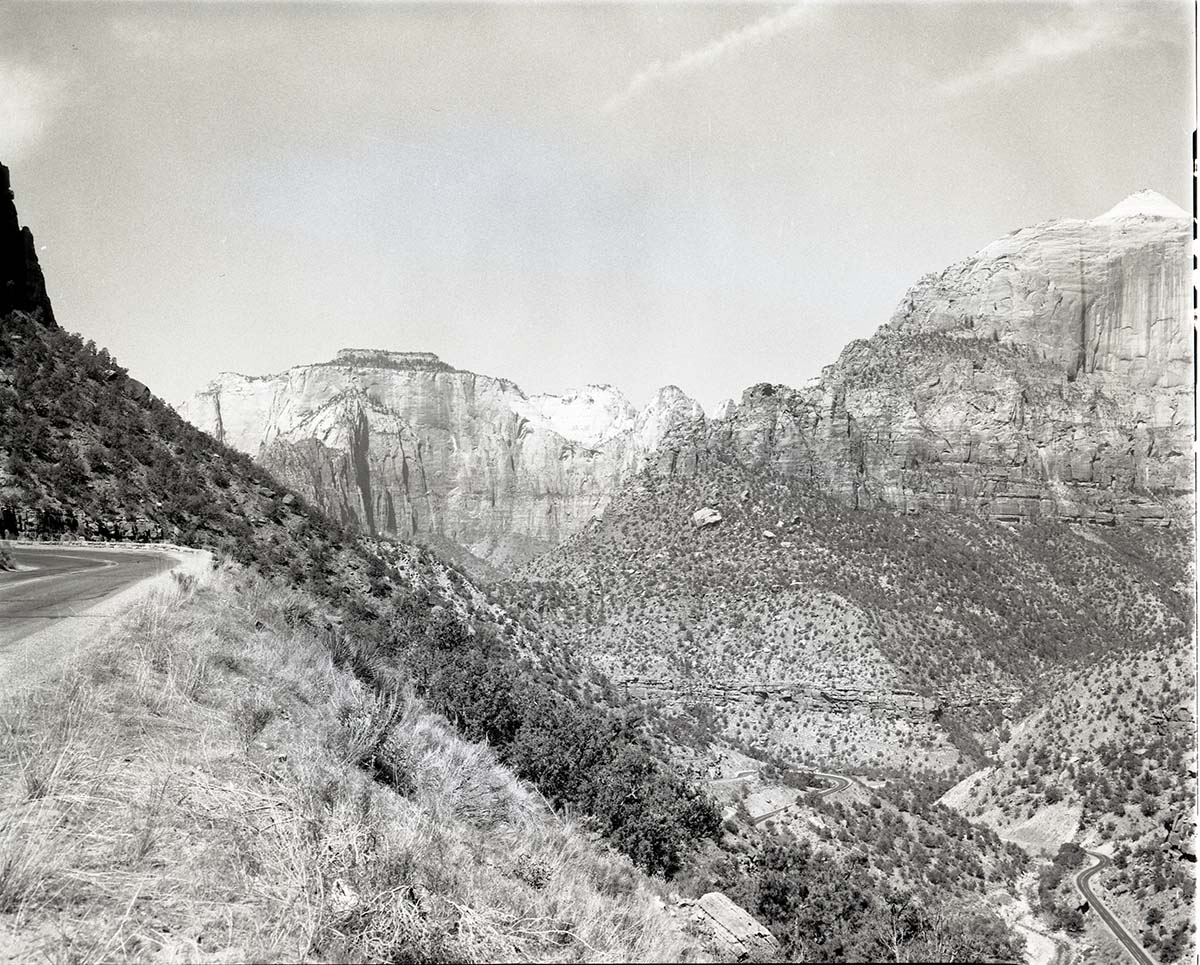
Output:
0,307,740,957
0,564,704,963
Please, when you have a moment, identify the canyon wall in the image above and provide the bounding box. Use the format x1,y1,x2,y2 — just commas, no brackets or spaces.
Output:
178,350,705,567
708,191,1192,526
179,192,1192,563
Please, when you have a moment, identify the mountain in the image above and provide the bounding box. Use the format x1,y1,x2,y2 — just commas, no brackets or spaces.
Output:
178,350,705,568
712,191,1191,525
181,192,1192,568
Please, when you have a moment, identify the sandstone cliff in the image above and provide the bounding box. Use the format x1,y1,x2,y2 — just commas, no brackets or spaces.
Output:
178,350,706,566
180,191,1192,561
708,191,1192,525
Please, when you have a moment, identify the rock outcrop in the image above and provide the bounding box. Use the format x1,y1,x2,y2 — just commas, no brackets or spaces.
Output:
707,192,1192,526
620,676,1017,722
180,192,1192,560
178,350,706,566
0,162,55,327
691,892,779,961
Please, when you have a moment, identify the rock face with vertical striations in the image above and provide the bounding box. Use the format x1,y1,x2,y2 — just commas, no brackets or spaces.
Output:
707,191,1192,525
179,192,1192,562
177,350,706,567
0,163,55,327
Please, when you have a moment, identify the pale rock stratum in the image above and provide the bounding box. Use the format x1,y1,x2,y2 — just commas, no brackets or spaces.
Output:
179,191,1192,561
177,350,706,566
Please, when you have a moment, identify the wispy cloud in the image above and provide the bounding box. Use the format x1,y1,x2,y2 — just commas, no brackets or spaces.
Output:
0,62,62,163
939,6,1179,96
601,4,810,115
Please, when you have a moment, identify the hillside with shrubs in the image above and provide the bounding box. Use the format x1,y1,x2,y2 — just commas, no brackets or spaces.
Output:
0,310,1036,959
516,460,1190,775
3,163,1182,961
942,641,1196,962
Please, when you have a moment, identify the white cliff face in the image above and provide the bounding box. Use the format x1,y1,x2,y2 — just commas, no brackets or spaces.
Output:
717,193,1192,525
888,192,1191,389
178,192,1192,558
178,350,703,566
515,385,638,449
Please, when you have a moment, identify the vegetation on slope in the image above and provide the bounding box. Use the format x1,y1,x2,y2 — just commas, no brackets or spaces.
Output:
678,815,1025,962
513,462,1189,774
944,640,1196,962
366,552,1030,961
0,565,703,962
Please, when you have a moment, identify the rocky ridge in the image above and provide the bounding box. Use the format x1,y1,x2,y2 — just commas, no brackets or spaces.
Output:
708,191,1192,526
0,162,55,327
178,192,1192,564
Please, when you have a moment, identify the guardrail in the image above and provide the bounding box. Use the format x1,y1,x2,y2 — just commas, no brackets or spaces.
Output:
1,538,209,556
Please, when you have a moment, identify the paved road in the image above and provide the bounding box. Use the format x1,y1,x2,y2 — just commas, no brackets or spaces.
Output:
750,772,852,826
1076,851,1155,965
0,545,176,651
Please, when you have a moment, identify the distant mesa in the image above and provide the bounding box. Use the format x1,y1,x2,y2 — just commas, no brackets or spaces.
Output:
322,348,455,372
0,162,55,327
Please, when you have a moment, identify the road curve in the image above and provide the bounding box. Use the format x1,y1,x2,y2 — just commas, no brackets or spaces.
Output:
750,772,852,826
1077,850,1155,965
0,545,176,651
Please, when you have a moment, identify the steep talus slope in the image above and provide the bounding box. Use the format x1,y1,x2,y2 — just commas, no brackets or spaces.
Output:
179,350,706,568
713,193,1191,525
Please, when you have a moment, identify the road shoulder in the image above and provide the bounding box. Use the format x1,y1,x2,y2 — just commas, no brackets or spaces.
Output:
0,545,211,699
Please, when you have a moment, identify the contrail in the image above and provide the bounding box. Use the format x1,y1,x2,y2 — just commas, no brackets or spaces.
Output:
601,4,809,116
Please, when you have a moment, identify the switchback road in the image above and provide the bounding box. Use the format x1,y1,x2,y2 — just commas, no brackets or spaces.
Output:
750,772,851,826
1076,850,1155,965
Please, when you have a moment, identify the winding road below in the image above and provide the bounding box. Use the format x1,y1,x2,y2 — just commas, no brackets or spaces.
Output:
0,544,196,696
1076,850,1155,965
750,772,852,826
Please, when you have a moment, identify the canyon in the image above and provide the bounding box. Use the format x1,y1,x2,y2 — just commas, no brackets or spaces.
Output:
178,191,1192,565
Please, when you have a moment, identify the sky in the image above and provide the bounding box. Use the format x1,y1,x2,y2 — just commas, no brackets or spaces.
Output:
1,1,1193,412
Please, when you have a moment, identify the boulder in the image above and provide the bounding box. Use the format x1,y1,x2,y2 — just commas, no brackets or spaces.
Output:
696,892,779,961
123,378,150,403
691,507,723,529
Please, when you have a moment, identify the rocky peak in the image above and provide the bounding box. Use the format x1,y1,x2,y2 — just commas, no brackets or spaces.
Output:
0,162,55,327
889,190,1190,389
1093,189,1189,223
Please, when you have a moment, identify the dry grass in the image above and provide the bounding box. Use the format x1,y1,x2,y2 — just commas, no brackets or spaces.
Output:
0,563,703,963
